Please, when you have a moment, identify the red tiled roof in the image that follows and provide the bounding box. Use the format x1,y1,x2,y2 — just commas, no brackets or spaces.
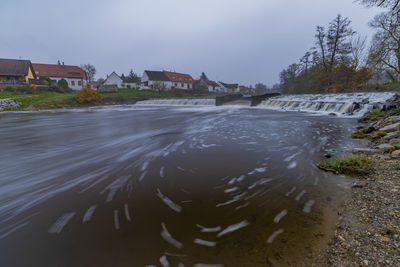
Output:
32,63,87,80
164,71,194,84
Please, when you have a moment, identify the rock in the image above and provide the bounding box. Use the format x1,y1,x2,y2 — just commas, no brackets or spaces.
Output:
386,116,400,123
379,122,400,133
324,154,332,158
376,144,393,152
363,126,375,134
383,131,400,140
389,138,400,145
351,148,379,155
391,150,400,158
0,98,20,110
329,113,337,116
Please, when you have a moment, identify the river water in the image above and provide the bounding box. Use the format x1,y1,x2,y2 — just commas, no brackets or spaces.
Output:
0,105,361,266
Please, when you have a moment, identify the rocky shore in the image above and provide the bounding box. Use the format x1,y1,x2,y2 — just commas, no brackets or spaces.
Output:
319,109,400,266
0,98,19,111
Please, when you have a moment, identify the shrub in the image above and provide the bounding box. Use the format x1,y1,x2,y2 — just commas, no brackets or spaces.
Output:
74,88,103,105
359,109,382,121
4,85,14,92
39,76,52,85
15,86,27,93
351,129,365,139
318,157,374,175
57,79,69,89
26,84,37,94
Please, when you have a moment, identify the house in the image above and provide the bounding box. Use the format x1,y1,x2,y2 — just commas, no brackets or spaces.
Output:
0,58,36,87
164,71,195,90
141,70,172,90
218,82,240,94
32,62,87,90
198,78,223,93
239,85,254,95
102,72,137,89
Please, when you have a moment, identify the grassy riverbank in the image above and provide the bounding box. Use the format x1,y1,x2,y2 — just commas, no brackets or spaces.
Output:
0,89,205,111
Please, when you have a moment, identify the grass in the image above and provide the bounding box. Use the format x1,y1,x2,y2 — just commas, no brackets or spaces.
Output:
359,109,382,122
351,129,365,139
394,166,400,171
318,157,374,175
0,88,199,110
390,107,400,114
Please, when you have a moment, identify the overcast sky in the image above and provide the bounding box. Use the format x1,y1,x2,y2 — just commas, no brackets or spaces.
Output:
1,0,383,85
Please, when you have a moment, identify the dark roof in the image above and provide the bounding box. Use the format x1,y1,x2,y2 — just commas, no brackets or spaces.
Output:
220,82,239,89
204,80,219,86
0,58,35,78
145,70,170,81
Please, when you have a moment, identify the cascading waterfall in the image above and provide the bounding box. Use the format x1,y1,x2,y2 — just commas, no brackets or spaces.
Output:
136,98,216,106
260,92,399,116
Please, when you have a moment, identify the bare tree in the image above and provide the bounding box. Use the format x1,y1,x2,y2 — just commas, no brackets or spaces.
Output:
81,64,96,83
351,35,368,69
368,11,400,81
357,0,400,11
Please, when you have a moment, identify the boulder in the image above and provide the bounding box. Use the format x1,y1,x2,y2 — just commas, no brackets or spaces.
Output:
376,143,393,152
383,131,400,140
386,116,400,123
391,150,400,158
389,138,400,145
351,148,379,155
0,98,20,110
379,122,400,133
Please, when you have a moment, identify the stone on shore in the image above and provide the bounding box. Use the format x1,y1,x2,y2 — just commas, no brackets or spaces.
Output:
379,122,400,133
0,98,20,110
376,143,392,152
383,131,400,140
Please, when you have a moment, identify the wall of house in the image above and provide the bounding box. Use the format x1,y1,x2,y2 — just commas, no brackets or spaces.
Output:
50,77,85,90
172,82,192,90
104,73,122,87
26,67,35,83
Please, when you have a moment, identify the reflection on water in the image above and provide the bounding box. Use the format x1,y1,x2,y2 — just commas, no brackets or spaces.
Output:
0,106,360,266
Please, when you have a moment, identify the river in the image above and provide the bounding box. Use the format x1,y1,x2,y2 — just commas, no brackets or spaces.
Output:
0,105,362,266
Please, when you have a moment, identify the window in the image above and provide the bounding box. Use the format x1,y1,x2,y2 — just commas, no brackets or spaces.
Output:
51,72,56,75
78,81,82,86
59,72,64,75
43,71,48,75
181,83,184,87
71,81,75,86
35,71,39,75
175,83,178,86
68,72,81,76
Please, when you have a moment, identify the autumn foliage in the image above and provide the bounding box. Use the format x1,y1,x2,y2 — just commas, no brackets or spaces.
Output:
74,88,103,104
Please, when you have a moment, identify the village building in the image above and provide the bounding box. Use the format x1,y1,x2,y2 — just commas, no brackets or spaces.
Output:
32,62,87,90
0,58,36,87
164,71,195,90
218,82,240,94
141,70,172,90
198,78,223,93
102,72,137,89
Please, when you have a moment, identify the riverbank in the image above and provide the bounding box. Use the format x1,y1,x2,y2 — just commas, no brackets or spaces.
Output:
0,89,215,111
318,109,400,266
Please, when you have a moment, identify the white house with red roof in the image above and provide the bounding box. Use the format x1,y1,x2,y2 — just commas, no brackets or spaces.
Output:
140,70,194,90
32,62,87,90
164,71,194,90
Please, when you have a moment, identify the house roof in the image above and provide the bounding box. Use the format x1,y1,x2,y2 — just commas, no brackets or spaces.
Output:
0,58,36,78
32,63,87,80
204,80,219,86
220,82,239,89
144,70,170,82
164,71,195,84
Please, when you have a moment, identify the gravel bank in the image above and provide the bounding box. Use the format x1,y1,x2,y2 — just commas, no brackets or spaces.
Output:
319,110,400,266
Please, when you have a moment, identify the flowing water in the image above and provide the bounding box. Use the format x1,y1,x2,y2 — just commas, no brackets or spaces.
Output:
0,105,363,266
260,92,398,116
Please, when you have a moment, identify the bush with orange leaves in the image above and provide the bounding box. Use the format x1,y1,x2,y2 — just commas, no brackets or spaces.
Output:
74,88,103,105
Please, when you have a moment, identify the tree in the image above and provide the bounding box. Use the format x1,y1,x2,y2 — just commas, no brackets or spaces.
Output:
57,79,68,89
254,83,268,94
81,64,96,83
125,69,141,83
368,11,400,81
200,72,208,80
358,0,400,11
120,73,126,82
351,35,368,70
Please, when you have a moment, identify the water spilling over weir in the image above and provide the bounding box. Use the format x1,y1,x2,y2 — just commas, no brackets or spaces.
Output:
134,92,399,117
260,92,398,116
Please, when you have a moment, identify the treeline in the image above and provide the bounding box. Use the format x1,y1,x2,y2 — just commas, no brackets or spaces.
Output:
279,1,400,94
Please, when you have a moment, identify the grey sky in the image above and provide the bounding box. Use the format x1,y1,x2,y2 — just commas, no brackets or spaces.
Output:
1,0,383,85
